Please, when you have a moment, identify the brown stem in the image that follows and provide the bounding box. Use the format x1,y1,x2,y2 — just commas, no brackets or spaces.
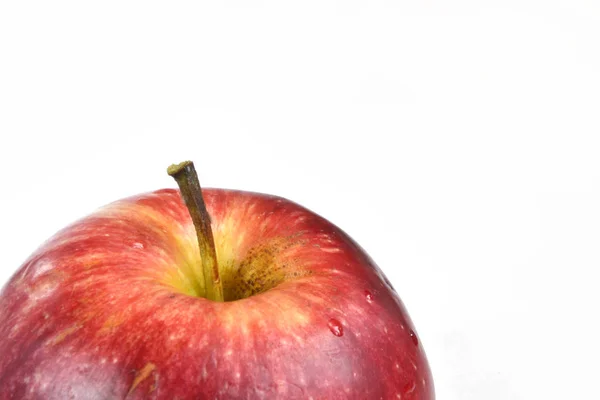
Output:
167,161,224,302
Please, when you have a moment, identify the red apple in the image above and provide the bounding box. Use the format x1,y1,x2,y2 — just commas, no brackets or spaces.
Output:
0,162,434,399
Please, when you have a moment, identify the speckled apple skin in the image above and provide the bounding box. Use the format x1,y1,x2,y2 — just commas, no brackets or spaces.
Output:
0,189,434,399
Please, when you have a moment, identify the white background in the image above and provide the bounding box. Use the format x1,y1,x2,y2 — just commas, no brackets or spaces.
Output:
1,1,599,399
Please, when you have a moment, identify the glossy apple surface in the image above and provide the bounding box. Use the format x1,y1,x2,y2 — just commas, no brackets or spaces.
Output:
0,189,434,399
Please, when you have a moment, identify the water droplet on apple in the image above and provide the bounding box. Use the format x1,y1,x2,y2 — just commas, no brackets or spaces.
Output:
132,242,144,249
409,329,419,346
364,290,373,302
403,380,416,394
328,318,344,337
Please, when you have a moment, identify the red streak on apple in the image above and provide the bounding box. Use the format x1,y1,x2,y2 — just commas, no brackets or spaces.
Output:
0,189,434,399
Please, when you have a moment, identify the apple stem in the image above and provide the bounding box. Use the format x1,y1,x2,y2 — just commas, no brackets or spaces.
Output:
167,161,224,302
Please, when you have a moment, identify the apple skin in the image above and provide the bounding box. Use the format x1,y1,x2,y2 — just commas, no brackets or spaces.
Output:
0,189,434,399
